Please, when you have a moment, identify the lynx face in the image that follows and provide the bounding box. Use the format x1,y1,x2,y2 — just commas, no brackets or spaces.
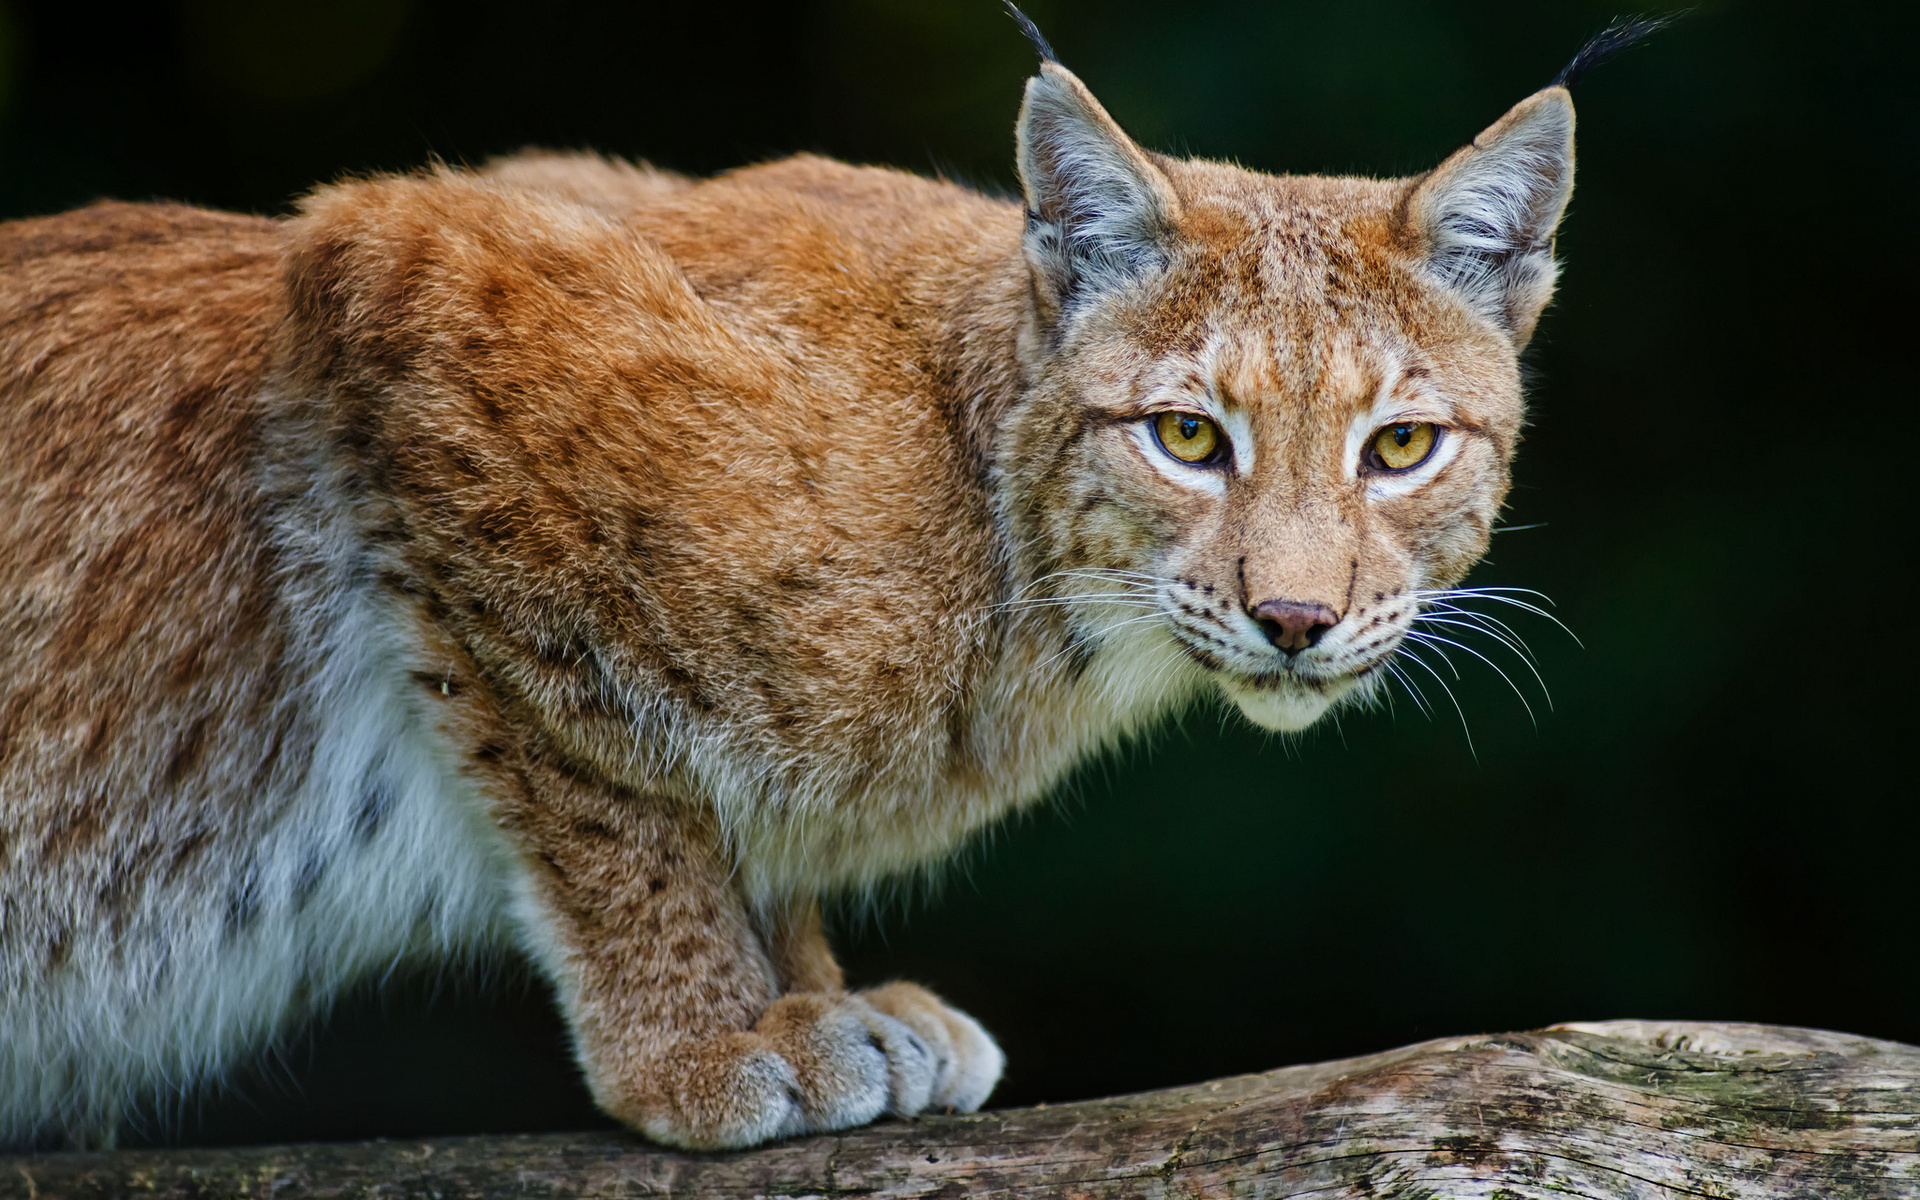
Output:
1005,63,1571,730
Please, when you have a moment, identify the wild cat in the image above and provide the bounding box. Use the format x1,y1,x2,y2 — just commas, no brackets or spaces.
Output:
0,10,1656,1150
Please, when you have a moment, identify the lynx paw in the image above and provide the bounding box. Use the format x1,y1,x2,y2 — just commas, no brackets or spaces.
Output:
629,991,943,1149
861,982,1004,1113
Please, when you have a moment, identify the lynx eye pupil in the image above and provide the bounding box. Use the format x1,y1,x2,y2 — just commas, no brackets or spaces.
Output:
1369,421,1438,472
1152,411,1223,465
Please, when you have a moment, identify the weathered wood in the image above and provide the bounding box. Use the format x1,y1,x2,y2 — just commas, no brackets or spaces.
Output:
7,1021,1918,1198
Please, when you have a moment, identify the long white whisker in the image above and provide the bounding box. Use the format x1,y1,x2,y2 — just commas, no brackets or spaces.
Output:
1396,646,1476,760
1417,612,1538,664
1415,589,1583,647
1421,585,1557,602
1013,572,1159,591
1060,569,1161,582
994,596,1160,612
1465,597,1583,647
1431,638,1466,679
1418,604,1543,667
1413,614,1552,708
1026,581,1159,596
1027,611,1168,676
988,568,1164,618
1002,570,1148,604
1415,618,1551,702
1039,593,1159,603
1017,567,1161,591
1405,630,1538,727
1383,660,1433,720
1095,612,1174,636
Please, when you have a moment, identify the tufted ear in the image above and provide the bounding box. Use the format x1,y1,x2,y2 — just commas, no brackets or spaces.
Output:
1406,88,1575,347
1016,61,1181,315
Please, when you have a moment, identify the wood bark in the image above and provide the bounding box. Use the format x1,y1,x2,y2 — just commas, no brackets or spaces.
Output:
6,1020,1918,1198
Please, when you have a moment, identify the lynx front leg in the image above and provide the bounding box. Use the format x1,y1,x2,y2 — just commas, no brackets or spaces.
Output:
501,761,952,1149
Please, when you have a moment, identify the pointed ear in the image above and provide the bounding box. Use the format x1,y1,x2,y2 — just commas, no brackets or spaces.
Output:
1017,62,1181,314
1406,87,1575,347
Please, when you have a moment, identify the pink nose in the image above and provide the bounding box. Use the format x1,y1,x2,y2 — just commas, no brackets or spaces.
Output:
1250,599,1339,653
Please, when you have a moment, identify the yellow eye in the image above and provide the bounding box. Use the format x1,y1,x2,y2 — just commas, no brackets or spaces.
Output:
1154,412,1223,464
1370,422,1438,471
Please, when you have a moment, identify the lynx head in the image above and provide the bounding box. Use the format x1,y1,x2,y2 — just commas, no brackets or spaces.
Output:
999,41,1582,732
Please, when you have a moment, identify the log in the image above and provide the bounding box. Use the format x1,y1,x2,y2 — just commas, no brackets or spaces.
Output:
6,1020,1918,1198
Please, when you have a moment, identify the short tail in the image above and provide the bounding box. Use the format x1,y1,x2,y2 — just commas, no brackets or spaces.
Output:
1551,14,1679,88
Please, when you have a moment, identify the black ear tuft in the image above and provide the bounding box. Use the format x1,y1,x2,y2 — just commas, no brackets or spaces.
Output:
1003,1,1058,64
1551,13,1678,88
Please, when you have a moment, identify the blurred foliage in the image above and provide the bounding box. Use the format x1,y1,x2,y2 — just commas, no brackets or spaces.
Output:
2,0,1915,1144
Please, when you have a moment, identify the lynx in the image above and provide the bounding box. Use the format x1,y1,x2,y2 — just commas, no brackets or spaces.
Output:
0,14,1647,1150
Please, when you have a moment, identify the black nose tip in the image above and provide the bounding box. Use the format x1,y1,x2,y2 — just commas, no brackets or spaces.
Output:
1250,599,1339,653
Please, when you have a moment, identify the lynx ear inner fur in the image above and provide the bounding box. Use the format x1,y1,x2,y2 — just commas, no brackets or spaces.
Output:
1016,61,1182,315
1405,87,1576,346
0,18,1653,1154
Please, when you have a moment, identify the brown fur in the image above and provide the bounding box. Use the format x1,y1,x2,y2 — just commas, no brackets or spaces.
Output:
0,59,1577,1148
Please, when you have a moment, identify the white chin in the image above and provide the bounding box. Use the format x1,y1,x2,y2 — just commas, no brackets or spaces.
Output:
1225,678,1351,732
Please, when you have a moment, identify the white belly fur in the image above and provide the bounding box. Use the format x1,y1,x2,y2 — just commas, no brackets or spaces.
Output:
0,587,515,1147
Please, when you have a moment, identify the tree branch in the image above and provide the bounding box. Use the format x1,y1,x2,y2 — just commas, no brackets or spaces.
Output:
8,1021,1918,1197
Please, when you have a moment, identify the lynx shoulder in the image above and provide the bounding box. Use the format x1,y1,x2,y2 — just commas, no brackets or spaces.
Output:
0,21,1627,1150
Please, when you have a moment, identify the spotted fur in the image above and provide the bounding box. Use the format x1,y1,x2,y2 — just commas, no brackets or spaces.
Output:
1,54,1578,1148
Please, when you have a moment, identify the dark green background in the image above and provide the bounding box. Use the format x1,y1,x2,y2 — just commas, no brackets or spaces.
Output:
3,0,1913,1145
